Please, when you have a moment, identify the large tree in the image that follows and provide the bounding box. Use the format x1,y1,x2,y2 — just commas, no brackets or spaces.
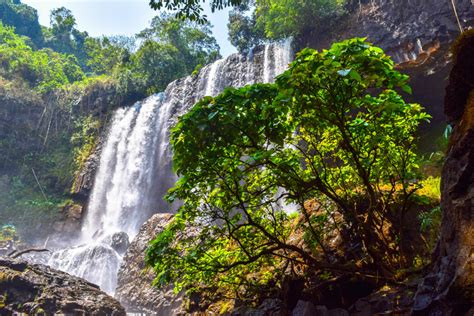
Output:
0,0,43,46
146,38,430,301
133,14,220,93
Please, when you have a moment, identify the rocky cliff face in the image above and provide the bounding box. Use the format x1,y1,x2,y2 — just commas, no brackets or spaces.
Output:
413,31,474,316
115,213,183,314
0,257,125,315
301,0,473,130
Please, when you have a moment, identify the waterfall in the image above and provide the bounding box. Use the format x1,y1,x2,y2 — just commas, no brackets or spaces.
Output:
47,39,293,295
82,94,165,240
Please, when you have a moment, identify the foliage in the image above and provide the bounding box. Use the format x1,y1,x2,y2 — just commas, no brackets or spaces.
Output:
50,7,76,42
0,3,221,95
0,0,43,46
0,225,17,242
416,176,441,246
416,176,441,202
149,0,246,23
147,38,430,300
150,0,347,52
71,115,101,176
227,3,264,53
0,175,65,242
419,206,441,232
84,37,130,75
255,0,346,39
0,21,84,91
42,7,90,68
134,14,220,93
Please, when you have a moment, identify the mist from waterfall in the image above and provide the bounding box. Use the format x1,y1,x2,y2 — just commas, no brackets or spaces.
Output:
47,40,293,295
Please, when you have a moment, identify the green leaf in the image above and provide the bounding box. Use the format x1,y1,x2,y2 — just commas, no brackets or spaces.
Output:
349,69,362,82
401,84,413,94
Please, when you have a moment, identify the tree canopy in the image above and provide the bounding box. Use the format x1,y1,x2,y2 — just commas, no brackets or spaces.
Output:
134,14,220,93
0,0,43,46
149,0,245,23
150,0,348,52
0,21,84,92
0,3,221,94
146,38,430,301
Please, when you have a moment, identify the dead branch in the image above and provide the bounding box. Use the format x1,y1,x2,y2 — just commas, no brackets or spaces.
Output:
8,248,50,259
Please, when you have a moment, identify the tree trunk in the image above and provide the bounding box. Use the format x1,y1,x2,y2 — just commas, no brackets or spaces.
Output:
413,32,474,315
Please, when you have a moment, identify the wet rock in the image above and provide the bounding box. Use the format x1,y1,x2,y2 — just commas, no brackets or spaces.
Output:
328,308,349,316
107,232,130,255
66,203,83,220
0,257,125,315
71,141,102,199
52,203,84,237
233,298,283,316
48,243,122,295
115,213,183,314
349,285,414,315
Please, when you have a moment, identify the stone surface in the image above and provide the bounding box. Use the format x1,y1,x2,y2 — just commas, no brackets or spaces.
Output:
0,257,125,315
52,203,84,236
292,300,318,316
413,32,474,315
71,140,102,200
232,298,283,316
104,232,130,255
115,213,183,314
349,285,414,315
301,0,474,130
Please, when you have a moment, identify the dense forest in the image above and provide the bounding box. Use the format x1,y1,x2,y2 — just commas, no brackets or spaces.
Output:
0,0,472,315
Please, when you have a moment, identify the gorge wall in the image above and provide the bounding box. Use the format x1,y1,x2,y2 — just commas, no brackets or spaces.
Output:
300,0,473,134
413,31,474,315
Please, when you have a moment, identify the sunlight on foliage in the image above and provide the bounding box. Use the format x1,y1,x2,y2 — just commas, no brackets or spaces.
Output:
146,38,431,302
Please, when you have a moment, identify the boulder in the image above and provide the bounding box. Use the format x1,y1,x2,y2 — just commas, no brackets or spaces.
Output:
104,232,130,255
115,213,183,314
292,300,318,316
0,257,125,315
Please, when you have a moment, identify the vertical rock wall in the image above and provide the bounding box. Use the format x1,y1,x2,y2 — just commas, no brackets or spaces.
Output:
414,31,474,315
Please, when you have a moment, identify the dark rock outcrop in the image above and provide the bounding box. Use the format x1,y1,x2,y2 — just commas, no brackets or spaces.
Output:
413,31,474,315
105,232,130,255
71,141,102,200
301,0,474,130
0,257,125,315
52,203,84,237
115,213,183,314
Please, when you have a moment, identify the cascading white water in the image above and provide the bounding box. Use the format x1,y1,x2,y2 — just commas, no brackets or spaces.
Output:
47,39,293,295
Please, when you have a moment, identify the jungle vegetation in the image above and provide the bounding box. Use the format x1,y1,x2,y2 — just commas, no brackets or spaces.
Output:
0,0,220,240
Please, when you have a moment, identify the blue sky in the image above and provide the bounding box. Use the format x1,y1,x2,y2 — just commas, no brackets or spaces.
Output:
22,0,237,57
